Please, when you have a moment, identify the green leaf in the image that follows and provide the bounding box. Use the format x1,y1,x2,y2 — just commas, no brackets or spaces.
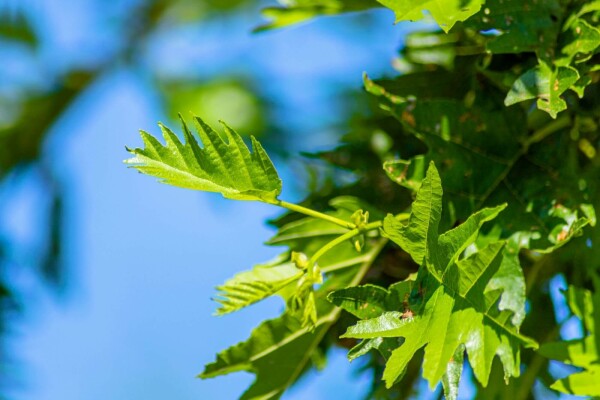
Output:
328,280,415,361
201,240,387,399
125,116,282,201
505,63,580,118
465,0,561,55
441,345,465,400
342,163,536,389
380,163,443,267
213,254,302,315
255,0,378,32
376,0,484,32
367,74,595,256
383,156,427,192
539,279,600,396
401,31,459,70
534,202,595,253
201,311,327,400
0,13,37,47
558,19,600,65
328,283,406,320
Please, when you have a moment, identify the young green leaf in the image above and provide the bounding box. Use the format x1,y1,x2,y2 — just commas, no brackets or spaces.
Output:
201,240,387,399
342,163,537,390
213,254,302,315
125,116,282,201
539,279,600,396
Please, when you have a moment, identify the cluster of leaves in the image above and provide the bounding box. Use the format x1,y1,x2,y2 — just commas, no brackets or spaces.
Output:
127,0,600,398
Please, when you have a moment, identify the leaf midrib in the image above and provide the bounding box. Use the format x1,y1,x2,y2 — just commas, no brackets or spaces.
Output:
136,154,256,196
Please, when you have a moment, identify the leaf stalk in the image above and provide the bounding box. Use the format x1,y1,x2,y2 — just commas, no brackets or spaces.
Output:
268,199,358,230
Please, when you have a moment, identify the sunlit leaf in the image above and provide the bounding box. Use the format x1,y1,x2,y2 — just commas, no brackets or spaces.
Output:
505,62,580,118
213,254,302,315
377,0,484,32
539,278,600,396
125,116,282,201
340,163,536,388
201,240,387,399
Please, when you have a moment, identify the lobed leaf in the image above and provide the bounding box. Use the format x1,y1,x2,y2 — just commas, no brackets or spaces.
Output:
366,75,595,252
339,163,537,390
125,116,282,201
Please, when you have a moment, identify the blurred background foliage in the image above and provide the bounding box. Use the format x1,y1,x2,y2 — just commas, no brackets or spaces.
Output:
0,0,400,396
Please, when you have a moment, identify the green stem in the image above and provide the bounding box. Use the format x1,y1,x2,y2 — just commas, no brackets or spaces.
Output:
522,114,571,151
310,213,409,267
268,199,357,230
310,220,382,265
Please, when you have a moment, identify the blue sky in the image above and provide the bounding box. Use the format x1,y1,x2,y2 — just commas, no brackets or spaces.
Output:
0,1,431,399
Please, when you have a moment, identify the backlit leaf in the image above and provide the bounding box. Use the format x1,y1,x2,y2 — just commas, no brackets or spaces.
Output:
201,240,387,399
539,278,600,396
377,0,484,32
125,116,282,201
341,163,537,388
505,63,580,118
213,254,302,315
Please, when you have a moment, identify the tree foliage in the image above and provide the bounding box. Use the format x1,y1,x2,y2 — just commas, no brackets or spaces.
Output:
127,0,600,398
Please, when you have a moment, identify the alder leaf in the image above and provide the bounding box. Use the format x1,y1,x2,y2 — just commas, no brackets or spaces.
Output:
340,163,537,390
125,116,282,201
539,278,600,396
